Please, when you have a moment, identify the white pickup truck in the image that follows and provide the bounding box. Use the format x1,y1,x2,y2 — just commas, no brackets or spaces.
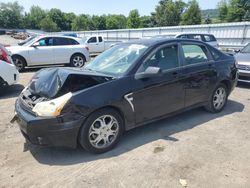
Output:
81,36,120,54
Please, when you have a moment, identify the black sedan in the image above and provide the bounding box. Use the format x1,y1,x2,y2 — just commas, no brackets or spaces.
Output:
12,39,238,153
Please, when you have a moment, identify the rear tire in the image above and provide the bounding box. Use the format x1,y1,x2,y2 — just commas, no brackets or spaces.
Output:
79,108,124,154
70,54,86,68
12,55,26,72
205,83,228,113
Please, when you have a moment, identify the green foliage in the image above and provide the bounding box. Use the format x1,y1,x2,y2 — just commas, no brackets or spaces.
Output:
106,15,127,29
0,1,24,28
40,16,59,32
0,0,249,31
217,0,228,21
181,0,202,25
23,6,46,29
127,9,141,28
71,14,88,31
227,0,246,22
154,0,186,26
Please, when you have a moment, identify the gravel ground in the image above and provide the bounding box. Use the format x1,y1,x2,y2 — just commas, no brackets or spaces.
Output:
0,71,250,188
0,35,21,46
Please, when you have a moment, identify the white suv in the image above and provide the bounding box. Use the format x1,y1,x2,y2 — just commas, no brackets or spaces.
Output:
7,36,90,71
0,45,19,87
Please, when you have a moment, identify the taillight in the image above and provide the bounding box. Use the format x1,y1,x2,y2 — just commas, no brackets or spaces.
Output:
0,48,11,64
85,47,89,52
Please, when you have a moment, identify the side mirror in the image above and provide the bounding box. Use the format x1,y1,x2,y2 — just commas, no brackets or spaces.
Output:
135,66,161,80
234,49,240,53
31,42,40,47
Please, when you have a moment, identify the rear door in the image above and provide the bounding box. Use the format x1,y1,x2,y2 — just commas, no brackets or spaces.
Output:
28,37,54,65
53,37,78,64
133,43,185,123
180,42,217,107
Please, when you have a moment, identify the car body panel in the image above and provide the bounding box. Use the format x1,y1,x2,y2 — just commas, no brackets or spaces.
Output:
235,45,250,83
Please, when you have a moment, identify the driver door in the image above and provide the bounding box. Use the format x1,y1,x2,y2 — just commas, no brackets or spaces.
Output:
132,43,185,123
28,37,54,66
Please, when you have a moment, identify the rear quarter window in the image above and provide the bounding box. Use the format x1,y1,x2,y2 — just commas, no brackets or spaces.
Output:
203,35,216,42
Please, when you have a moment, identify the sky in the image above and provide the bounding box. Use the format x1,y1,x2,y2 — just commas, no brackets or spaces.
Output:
1,0,220,16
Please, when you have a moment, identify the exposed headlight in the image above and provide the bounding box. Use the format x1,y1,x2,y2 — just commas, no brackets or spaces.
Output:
32,92,72,117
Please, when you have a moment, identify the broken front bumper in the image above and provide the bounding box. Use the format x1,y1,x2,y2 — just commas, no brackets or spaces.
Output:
13,99,85,148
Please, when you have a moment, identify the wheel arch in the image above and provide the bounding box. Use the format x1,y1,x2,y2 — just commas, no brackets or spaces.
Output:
220,79,232,93
70,52,86,63
12,54,27,66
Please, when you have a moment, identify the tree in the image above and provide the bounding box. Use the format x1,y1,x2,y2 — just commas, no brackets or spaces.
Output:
154,0,186,26
226,0,246,22
106,15,127,29
140,16,154,28
127,9,141,28
40,16,59,32
92,15,106,30
48,8,67,31
181,0,202,25
238,0,250,20
218,0,228,21
0,1,24,28
71,15,88,31
23,6,46,29
63,12,76,31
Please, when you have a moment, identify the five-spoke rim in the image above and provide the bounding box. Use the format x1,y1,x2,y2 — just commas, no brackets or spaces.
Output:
88,115,119,149
213,87,226,110
72,56,84,67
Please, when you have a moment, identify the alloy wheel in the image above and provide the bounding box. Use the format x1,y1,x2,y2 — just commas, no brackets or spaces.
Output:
72,56,84,67
88,115,119,149
213,87,227,110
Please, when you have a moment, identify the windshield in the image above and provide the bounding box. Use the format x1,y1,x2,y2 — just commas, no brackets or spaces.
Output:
241,43,250,53
85,44,148,76
23,37,39,46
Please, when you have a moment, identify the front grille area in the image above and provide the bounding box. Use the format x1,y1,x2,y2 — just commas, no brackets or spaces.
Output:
19,89,47,113
238,64,250,71
239,75,250,81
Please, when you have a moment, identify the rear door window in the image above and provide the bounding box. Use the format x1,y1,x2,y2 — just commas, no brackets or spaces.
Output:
54,38,70,46
188,34,202,41
181,44,208,65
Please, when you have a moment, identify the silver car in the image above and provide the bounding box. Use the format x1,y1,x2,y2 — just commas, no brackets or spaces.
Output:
235,43,250,83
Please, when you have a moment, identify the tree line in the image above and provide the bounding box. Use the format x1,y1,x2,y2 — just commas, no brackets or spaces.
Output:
0,0,249,32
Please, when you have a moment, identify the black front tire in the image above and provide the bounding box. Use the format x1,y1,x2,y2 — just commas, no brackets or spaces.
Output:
79,108,124,154
205,83,228,113
70,54,86,68
12,55,26,72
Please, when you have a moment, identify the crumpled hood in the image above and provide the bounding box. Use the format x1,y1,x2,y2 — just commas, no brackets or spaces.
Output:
28,67,113,99
235,53,250,65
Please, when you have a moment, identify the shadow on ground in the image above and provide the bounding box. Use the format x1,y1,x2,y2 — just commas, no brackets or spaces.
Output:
26,99,244,166
237,82,250,89
0,84,24,99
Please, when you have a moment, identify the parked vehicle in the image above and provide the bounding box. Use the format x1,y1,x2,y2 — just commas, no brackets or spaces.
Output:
235,43,250,83
0,45,19,87
12,38,238,153
151,33,219,48
7,35,90,71
81,35,119,54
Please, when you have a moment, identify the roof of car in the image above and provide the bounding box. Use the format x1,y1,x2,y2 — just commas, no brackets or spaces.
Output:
122,38,207,47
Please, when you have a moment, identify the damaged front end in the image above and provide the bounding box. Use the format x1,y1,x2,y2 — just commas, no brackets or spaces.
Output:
19,67,113,117
12,67,114,148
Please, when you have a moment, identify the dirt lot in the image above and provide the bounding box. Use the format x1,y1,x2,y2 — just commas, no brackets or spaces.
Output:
0,70,249,188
